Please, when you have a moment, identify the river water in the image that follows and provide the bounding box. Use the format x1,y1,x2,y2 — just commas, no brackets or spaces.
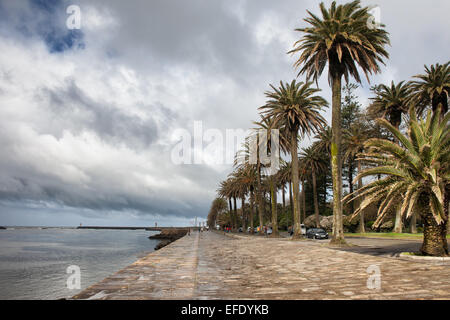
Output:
0,228,159,299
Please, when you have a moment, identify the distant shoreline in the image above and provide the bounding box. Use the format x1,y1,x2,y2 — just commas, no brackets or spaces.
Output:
0,226,194,230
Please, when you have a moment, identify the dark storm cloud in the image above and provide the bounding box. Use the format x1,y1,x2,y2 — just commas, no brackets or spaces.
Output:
39,79,162,148
0,0,85,52
93,0,256,73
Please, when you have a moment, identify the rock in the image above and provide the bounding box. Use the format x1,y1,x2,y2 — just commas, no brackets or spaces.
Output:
304,215,322,228
304,215,333,231
149,228,188,241
154,240,171,251
149,228,189,250
319,216,333,232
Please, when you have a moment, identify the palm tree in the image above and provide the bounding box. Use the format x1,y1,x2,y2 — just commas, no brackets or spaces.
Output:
230,168,250,231
254,117,281,236
410,61,450,120
368,81,411,129
314,126,332,156
298,161,308,222
344,109,450,256
368,81,411,233
218,178,237,231
343,123,368,232
207,198,228,229
276,160,290,213
277,160,294,226
235,133,266,234
259,80,328,239
299,146,327,228
290,0,390,244
234,141,260,234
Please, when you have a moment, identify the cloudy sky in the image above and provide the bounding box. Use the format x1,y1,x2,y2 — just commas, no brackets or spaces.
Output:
0,0,448,227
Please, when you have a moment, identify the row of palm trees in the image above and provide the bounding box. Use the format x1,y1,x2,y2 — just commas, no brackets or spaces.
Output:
209,0,449,256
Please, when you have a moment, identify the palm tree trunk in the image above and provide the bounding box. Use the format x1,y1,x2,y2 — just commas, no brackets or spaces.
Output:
421,213,448,256
241,197,246,232
390,122,404,234
228,197,233,229
410,213,417,234
445,187,449,234
256,143,264,235
233,196,238,232
357,160,365,233
330,74,345,245
270,178,279,237
302,180,306,222
290,131,302,239
312,168,320,228
289,180,293,226
249,190,255,234
393,206,403,233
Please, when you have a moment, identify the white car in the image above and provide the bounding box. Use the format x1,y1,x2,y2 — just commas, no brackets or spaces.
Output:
300,224,306,235
289,224,307,236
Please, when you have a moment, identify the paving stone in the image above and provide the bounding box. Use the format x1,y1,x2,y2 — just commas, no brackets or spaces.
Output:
73,231,450,300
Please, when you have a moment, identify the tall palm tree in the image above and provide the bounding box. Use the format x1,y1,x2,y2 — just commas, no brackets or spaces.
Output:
234,141,260,234
344,109,450,256
254,117,280,236
218,178,237,230
230,167,250,231
259,80,328,239
235,133,266,234
368,81,411,233
290,0,390,244
299,146,327,228
410,61,450,120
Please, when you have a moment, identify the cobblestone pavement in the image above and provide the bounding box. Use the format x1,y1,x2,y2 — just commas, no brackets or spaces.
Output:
73,231,450,300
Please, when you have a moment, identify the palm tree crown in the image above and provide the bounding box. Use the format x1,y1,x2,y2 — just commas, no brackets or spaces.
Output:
259,80,328,134
368,81,411,128
290,0,390,82
410,61,450,117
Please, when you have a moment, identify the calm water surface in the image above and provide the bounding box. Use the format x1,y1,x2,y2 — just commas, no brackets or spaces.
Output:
0,228,158,299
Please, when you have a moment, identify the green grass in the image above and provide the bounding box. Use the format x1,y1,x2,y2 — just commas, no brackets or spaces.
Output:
344,232,450,240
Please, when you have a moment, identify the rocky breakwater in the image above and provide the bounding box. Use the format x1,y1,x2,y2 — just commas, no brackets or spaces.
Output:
149,228,189,250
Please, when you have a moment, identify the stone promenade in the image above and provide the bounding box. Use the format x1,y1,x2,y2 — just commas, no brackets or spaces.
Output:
73,231,450,300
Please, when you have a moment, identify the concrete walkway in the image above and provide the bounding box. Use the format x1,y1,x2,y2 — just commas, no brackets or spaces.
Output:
73,231,450,300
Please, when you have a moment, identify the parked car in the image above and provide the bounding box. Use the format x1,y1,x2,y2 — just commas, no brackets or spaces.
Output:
288,224,306,236
306,228,329,240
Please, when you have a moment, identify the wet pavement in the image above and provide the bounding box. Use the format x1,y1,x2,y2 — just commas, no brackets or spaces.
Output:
73,231,450,300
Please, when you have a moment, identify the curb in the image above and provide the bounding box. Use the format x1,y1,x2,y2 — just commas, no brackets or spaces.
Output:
398,252,450,262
